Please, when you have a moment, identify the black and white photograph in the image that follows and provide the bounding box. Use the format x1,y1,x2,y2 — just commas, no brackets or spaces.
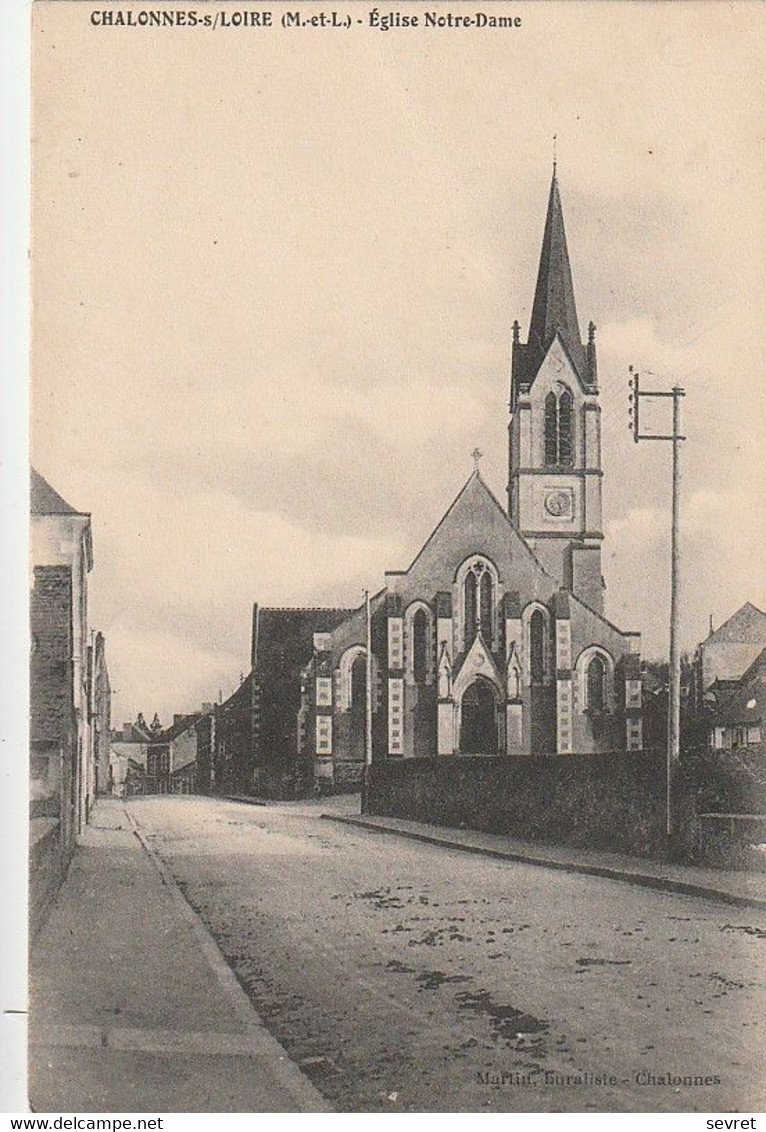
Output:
10,0,766,1116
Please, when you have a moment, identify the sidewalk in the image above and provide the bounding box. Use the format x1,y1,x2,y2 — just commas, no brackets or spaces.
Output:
28,799,331,1113
322,812,766,910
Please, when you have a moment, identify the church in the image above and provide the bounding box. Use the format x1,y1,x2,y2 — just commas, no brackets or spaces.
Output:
248,170,644,795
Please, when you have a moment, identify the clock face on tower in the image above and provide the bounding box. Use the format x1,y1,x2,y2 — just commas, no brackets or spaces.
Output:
544,489,573,518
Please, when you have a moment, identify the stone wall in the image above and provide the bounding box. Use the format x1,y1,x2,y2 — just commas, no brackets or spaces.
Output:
30,568,77,934
30,566,74,745
29,818,67,940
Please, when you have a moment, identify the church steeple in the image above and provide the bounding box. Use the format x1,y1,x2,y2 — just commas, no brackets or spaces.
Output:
507,168,605,614
512,168,595,395
528,168,582,359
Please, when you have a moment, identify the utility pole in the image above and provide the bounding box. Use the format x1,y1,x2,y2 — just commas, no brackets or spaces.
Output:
629,368,686,841
364,589,373,768
362,590,373,813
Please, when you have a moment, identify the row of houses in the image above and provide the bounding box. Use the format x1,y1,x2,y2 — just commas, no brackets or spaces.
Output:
114,596,764,807
30,468,112,934
109,710,215,796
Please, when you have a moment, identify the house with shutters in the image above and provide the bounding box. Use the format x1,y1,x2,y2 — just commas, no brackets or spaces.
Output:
707,649,766,758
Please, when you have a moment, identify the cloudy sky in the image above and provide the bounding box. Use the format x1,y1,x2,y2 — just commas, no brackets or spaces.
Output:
31,1,765,725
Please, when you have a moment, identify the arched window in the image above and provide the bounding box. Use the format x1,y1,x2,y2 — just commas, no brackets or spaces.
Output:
530,610,545,682
465,571,478,646
479,570,493,642
351,654,367,716
338,644,371,710
544,392,558,466
543,388,574,467
412,608,428,684
558,390,573,465
404,601,434,687
586,655,606,712
455,556,499,652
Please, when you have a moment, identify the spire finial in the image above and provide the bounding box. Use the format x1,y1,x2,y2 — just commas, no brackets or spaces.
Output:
471,447,483,471
552,133,557,174
528,145,584,366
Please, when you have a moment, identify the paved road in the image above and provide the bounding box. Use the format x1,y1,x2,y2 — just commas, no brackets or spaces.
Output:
129,794,766,1113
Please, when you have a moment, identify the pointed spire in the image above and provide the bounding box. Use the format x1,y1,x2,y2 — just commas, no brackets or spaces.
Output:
528,167,582,360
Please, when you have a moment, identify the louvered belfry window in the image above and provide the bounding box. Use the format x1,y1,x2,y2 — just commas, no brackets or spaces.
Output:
544,392,558,465
558,390,573,464
544,389,574,467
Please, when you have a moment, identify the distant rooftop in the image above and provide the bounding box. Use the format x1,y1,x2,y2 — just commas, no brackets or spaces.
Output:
705,602,766,646
30,467,87,516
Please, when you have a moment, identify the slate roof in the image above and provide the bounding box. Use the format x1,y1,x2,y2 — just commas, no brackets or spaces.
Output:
387,469,638,644
111,741,148,767
704,603,766,646
530,172,582,352
152,713,200,744
255,607,355,676
713,648,766,726
114,721,152,743
30,468,86,516
512,170,595,393
402,468,555,585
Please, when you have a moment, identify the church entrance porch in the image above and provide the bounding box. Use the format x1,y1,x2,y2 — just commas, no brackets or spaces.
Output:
458,678,499,755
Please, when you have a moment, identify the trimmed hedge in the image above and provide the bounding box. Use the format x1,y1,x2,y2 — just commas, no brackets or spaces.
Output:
366,752,669,857
366,749,766,861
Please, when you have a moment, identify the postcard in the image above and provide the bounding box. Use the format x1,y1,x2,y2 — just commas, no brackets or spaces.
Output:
23,0,766,1115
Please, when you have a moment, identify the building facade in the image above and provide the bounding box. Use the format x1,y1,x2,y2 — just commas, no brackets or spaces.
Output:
302,473,642,785
146,713,202,794
708,649,765,758
214,607,354,797
29,469,97,933
89,631,111,797
30,469,94,833
696,603,766,694
109,714,152,796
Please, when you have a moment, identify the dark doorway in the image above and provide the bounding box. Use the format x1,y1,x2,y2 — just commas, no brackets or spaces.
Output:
459,679,497,754
350,653,367,758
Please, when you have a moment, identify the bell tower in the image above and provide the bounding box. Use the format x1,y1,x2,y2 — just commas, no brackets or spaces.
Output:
507,168,605,614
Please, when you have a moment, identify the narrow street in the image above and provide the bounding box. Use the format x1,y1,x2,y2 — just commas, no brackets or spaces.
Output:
129,794,765,1113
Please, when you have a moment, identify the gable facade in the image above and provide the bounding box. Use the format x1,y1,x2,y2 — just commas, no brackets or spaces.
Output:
709,649,766,757
699,603,766,691
301,473,642,789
